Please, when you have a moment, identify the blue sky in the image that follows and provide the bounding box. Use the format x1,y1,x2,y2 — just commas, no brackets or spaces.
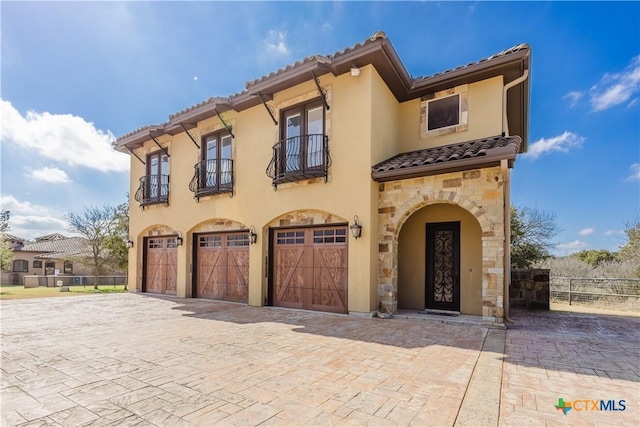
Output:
1,1,638,254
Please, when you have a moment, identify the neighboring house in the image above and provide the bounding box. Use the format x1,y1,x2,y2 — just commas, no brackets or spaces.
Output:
1,233,115,285
115,32,530,325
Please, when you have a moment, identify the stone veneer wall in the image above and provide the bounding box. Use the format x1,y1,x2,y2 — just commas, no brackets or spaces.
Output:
510,269,550,310
377,165,507,325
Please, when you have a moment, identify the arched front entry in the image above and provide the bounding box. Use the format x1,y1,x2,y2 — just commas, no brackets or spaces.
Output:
398,203,482,315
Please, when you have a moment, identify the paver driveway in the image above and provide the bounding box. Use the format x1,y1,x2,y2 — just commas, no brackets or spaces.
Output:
3,294,638,426
1,294,487,426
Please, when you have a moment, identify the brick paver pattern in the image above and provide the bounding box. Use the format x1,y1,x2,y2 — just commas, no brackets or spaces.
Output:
2,294,485,426
500,309,640,427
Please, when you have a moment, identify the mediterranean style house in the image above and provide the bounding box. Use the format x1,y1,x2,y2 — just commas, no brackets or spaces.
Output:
115,32,530,326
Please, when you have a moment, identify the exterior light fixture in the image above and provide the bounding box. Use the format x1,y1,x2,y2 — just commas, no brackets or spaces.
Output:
248,226,257,244
127,237,134,249
350,215,362,239
176,232,183,246
350,66,360,77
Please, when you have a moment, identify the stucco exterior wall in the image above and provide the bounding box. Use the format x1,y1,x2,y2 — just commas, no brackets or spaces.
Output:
397,76,504,153
377,165,506,325
127,68,382,314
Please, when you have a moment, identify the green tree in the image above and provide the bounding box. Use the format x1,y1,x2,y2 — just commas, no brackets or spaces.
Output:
574,249,616,267
0,210,9,233
66,205,118,290
617,217,640,277
510,205,559,269
0,210,12,271
0,240,12,271
104,198,130,290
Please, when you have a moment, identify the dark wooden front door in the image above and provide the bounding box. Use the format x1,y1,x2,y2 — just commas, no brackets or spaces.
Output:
272,226,348,313
144,236,177,295
195,232,249,303
426,222,460,311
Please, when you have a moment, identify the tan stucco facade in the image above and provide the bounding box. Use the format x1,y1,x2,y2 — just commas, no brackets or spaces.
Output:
120,36,529,323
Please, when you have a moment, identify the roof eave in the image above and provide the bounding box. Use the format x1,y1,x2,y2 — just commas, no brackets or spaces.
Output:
371,147,518,183
114,125,165,153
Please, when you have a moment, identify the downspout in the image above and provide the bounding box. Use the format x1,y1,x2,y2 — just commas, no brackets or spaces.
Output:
502,159,514,324
501,68,528,325
502,69,529,136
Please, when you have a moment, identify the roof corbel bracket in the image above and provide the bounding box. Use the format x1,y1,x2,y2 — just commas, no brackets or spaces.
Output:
311,71,330,111
258,92,278,126
125,145,145,165
180,123,200,149
214,109,235,138
150,135,170,158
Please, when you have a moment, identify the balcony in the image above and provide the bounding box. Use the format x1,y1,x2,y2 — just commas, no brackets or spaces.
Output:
189,159,234,199
266,134,330,188
134,175,169,207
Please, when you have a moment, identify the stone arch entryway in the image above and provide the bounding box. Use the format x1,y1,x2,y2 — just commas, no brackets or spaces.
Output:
397,202,483,315
377,176,507,324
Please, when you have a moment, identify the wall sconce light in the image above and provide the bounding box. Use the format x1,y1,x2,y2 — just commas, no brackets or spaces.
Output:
176,232,183,246
350,215,362,239
248,226,257,245
350,65,360,77
127,237,134,249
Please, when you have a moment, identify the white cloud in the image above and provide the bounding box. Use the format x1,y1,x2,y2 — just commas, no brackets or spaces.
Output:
577,228,594,236
626,163,640,181
555,240,588,253
604,229,623,236
590,56,640,111
563,90,583,107
522,131,584,160
321,22,334,33
26,167,72,184
1,99,129,173
0,194,68,239
0,195,46,216
263,30,290,55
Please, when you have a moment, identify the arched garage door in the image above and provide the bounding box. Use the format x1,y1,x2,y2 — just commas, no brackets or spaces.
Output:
195,232,249,303
144,236,177,295
271,226,348,313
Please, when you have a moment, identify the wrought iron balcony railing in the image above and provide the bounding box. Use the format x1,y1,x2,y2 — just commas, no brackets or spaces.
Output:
134,174,169,207
189,159,234,199
266,134,330,189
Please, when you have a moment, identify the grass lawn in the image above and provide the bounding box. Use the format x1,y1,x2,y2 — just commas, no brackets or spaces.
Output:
0,285,128,300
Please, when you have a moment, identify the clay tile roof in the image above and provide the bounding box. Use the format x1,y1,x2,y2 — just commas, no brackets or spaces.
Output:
413,43,530,84
0,232,24,242
371,135,521,182
18,236,91,258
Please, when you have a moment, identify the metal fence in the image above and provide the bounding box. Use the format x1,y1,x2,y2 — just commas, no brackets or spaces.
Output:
25,275,127,288
550,277,640,311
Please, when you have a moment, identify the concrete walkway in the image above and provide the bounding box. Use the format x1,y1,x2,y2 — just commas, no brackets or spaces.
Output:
1,294,638,426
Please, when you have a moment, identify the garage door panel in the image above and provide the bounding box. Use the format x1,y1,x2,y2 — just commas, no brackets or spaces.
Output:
273,226,348,313
225,249,249,302
198,249,225,299
196,232,249,303
145,237,178,295
274,247,305,308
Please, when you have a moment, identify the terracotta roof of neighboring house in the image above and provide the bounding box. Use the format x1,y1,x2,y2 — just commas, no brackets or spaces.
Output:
18,237,90,259
115,31,530,151
371,135,522,182
35,233,68,242
0,232,24,242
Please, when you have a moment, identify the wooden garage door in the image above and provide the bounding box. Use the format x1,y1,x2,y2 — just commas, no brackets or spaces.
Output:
196,232,249,303
145,237,177,295
273,226,348,313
